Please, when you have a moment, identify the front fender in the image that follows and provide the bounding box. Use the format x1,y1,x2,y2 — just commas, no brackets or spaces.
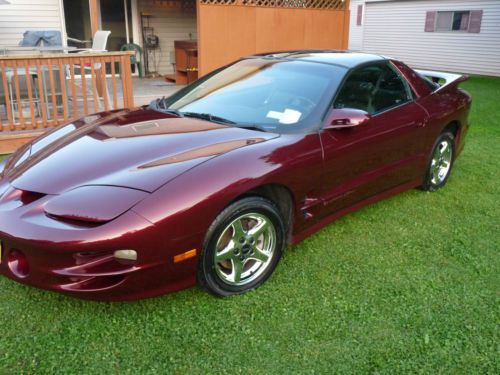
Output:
131,133,323,241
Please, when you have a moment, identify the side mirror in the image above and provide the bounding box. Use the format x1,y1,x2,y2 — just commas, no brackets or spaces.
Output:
323,108,372,130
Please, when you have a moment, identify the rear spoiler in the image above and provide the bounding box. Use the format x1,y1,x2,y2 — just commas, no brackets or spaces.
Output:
415,69,469,91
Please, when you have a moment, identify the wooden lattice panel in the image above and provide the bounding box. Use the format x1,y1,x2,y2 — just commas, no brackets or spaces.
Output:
244,0,346,9
200,0,238,5
200,0,346,9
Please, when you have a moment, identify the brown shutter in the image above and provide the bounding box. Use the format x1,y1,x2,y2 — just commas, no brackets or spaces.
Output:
460,12,470,31
424,11,437,32
468,10,483,33
357,5,363,26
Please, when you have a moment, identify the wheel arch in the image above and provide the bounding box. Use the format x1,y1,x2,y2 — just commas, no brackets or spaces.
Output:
442,120,461,151
229,184,295,243
443,120,460,136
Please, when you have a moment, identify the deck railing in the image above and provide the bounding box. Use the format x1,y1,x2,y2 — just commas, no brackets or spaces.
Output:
0,51,134,135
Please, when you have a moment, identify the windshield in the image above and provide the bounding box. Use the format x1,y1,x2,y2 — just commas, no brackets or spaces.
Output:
159,58,346,133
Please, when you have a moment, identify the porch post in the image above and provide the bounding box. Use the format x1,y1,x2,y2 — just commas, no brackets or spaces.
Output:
89,0,99,35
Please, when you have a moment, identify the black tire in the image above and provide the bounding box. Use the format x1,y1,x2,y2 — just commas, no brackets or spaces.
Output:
197,196,286,297
420,131,455,192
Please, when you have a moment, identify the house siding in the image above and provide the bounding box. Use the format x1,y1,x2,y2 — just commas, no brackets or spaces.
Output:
353,0,500,76
138,0,197,75
0,0,65,47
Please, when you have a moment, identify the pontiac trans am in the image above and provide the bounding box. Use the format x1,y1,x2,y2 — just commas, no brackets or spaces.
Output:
0,51,471,300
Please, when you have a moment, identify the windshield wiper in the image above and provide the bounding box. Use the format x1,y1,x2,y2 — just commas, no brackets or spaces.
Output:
182,112,236,125
149,98,184,117
236,124,268,132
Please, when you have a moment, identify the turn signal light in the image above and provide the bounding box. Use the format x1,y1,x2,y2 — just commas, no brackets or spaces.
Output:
174,249,197,263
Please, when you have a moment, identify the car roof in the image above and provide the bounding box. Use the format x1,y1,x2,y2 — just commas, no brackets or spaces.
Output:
248,50,388,69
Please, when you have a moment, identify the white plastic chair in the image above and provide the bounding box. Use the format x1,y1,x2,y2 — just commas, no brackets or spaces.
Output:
73,30,111,70
68,30,111,52
70,31,111,110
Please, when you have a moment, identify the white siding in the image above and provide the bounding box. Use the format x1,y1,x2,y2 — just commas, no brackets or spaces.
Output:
0,0,65,47
360,0,500,76
349,0,365,50
138,0,197,75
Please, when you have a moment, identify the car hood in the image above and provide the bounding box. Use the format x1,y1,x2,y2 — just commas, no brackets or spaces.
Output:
5,107,279,194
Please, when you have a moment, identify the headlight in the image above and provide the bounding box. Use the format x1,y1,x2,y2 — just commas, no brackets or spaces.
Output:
45,185,149,224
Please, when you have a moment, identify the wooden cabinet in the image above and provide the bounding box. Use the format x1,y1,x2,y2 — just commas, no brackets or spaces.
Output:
174,40,198,85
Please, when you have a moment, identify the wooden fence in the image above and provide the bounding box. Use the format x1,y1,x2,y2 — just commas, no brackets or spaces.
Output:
0,51,134,153
197,0,350,75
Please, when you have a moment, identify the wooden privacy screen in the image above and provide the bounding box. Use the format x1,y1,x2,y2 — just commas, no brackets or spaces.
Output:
197,0,350,75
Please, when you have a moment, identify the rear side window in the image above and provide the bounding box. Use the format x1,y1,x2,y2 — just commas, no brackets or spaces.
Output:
334,63,413,115
418,74,441,91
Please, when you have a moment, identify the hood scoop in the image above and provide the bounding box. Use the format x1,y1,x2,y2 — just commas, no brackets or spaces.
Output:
95,118,227,139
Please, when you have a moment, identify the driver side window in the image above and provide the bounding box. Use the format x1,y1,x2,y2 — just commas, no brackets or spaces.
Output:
334,63,412,115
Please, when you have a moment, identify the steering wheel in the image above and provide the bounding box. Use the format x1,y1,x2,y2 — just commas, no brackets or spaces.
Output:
367,74,384,114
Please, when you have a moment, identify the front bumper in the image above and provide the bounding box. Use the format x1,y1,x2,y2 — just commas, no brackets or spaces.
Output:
0,183,201,301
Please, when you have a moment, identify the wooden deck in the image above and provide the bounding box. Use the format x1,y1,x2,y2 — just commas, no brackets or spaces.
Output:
0,78,182,154
0,51,135,154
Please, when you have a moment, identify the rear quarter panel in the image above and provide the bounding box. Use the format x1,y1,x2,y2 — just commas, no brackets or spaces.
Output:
394,59,472,159
416,87,471,158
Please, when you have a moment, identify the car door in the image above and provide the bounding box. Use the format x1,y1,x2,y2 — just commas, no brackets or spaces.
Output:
318,61,429,216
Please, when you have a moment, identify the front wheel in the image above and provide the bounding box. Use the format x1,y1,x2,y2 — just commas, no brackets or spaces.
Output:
421,131,455,192
198,197,285,297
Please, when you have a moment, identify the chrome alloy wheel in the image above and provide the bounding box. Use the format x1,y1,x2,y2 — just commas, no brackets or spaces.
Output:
214,213,276,286
430,139,453,185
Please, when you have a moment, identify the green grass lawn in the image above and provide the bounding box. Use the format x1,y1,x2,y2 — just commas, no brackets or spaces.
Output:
0,77,499,374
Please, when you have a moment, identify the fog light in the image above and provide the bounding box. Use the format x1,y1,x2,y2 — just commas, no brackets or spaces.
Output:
113,249,137,261
8,250,29,278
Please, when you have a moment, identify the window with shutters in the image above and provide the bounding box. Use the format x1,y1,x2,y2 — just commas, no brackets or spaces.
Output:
436,11,470,31
426,10,483,33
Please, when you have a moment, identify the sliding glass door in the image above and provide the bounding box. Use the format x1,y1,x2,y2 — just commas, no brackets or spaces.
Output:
64,0,92,46
100,0,133,51
64,0,134,51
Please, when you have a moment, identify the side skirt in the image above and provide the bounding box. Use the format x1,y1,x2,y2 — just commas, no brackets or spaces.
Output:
290,178,422,245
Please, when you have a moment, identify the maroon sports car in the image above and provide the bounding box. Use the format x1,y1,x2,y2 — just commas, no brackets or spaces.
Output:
0,51,471,300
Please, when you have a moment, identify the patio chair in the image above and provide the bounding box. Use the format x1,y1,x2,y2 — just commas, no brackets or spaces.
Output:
4,31,63,122
70,31,112,110
120,43,144,78
69,30,111,54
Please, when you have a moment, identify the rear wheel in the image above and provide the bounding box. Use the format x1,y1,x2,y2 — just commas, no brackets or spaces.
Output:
198,197,285,297
421,131,455,192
